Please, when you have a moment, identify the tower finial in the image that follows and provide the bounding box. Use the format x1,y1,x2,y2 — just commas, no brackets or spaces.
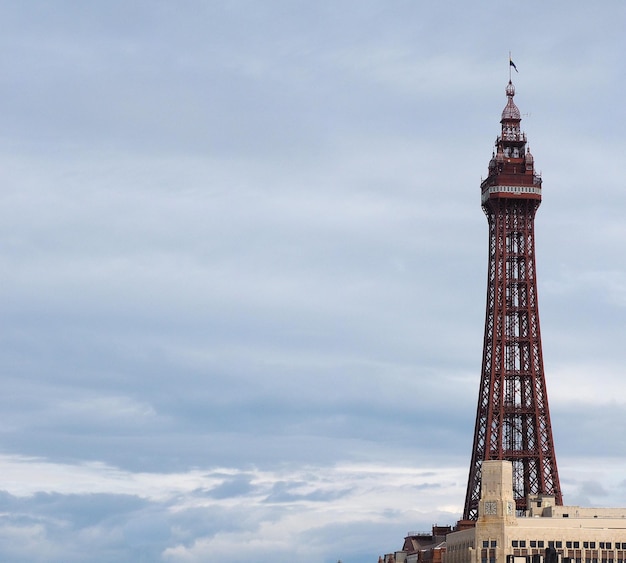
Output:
506,80,515,98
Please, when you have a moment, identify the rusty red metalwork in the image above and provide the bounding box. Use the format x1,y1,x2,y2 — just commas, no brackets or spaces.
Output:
462,81,563,520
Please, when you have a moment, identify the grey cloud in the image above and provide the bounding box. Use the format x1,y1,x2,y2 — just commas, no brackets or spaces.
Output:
264,480,354,503
0,491,147,526
205,474,256,499
579,481,609,498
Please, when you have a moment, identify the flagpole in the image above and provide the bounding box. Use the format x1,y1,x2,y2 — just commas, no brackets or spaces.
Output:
509,51,512,81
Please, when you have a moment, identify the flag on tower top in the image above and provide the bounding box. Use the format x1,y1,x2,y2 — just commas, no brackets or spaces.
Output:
509,56,518,72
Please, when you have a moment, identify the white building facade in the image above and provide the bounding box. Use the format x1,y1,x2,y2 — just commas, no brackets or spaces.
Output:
446,461,626,563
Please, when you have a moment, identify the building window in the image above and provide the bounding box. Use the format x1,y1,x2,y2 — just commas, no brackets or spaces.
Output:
557,542,563,549
568,542,573,549
531,541,537,548
513,541,519,548
591,544,596,549
491,541,497,548
607,544,612,550
520,541,526,548
574,543,580,549
585,543,590,549
539,542,545,548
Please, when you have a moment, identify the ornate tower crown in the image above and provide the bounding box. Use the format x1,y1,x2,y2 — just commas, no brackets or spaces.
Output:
480,80,541,205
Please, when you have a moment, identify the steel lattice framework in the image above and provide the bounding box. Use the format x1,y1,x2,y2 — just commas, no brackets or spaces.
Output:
462,81,562,521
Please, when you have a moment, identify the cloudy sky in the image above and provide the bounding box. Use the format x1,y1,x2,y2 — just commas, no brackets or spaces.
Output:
1,1,626,561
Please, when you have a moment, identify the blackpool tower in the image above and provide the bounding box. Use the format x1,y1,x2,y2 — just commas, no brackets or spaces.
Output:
462,80,563,520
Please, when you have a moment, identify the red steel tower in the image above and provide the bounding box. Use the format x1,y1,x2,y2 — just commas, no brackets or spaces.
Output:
462,80,563,520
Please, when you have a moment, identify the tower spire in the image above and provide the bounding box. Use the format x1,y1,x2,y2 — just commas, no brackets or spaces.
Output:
462,81,562,520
